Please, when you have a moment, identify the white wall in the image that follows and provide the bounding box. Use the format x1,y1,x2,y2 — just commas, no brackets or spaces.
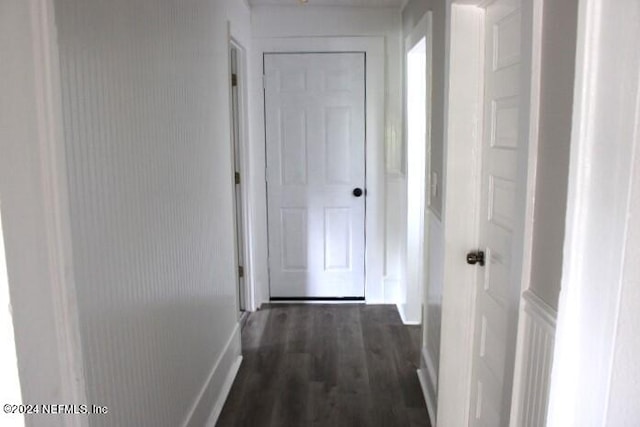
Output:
528,0,578,310
422,212,443,418
249,5,403,306
607,143,640,424
0,209,23,427
548,0,640,424
1,2,86,425
52,0,250,425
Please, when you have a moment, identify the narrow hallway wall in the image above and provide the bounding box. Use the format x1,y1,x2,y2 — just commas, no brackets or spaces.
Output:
53,0,251,425
528,0,579,310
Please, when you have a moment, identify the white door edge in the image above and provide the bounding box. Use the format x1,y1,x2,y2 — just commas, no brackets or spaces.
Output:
508,0,544,422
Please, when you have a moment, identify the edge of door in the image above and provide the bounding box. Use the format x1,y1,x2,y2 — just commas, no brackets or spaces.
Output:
507,0,544,423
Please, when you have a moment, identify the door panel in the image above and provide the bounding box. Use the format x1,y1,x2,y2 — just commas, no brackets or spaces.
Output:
325,107,352,184
264,53,366,298
280,208,308,271
280,109,308,185
470,0,532,424
324,208,352,270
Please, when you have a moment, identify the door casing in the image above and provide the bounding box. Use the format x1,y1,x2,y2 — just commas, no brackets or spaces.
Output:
228,28,254,312
402,12,433,326
251,36,387,305
263,52,367,299
229,36,251,314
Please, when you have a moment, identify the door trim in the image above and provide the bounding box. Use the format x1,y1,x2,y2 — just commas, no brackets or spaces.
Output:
548,0,640,423
228,30,253,313
437,1,542,425
251,36,386,305
1,0,88,422
227,23,256,312
402,12,433,325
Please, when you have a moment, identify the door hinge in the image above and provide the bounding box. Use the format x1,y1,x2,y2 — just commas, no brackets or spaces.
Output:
235,171,240,185
231,73,238,87
238,265,244,278
262,74,266,89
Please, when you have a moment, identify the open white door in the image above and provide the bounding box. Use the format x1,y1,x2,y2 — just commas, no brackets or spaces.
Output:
264,53,366,299
468,0,535,424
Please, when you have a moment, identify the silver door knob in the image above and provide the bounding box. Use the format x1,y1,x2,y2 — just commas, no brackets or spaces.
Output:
466,250,485,266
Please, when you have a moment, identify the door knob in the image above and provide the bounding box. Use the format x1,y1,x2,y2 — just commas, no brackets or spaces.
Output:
353,188,364,197
466,250,485,266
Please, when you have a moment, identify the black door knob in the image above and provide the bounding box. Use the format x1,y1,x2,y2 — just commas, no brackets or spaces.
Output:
466,250,485,266
353,188,364,197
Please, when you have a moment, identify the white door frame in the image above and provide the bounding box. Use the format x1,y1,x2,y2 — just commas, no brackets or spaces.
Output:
547,0,640,424
227,25,254,313
401,12,433,325
251,36,386,304
0,0,87,424
437,1,542,425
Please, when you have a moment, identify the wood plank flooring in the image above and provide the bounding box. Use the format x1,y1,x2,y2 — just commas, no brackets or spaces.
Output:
217,304,431,427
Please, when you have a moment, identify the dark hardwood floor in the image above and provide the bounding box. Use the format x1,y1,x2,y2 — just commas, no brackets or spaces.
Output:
217,304,431,427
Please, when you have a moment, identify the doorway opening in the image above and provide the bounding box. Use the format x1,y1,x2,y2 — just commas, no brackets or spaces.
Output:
402,17,432,325
229,40,250,315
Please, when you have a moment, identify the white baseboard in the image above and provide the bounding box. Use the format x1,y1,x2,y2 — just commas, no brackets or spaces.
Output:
418,368,437,427
418,346,438,426
397,303,422,325
205,356,242,426
383,277,401,304
182,323,242,427
423,346,438,390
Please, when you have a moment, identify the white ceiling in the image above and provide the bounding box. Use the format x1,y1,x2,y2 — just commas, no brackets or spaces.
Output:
248,0,405,8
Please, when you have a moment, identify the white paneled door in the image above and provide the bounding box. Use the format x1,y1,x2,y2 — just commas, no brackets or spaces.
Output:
264,53,366,299
469,0,533,425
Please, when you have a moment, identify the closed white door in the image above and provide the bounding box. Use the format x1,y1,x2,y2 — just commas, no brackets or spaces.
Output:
264,53,366,299
469,0,533,425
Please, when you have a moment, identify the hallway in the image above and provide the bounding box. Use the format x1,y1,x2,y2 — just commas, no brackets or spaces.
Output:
218,305,431,427
4,0,640,425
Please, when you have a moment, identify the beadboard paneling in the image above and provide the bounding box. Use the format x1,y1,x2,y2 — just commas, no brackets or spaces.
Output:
511,290,557,426
54,0,250,425
417,212,443,426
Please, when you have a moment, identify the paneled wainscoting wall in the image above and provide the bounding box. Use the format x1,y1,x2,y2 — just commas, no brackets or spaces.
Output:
53,0,250,425
510,290,557,426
